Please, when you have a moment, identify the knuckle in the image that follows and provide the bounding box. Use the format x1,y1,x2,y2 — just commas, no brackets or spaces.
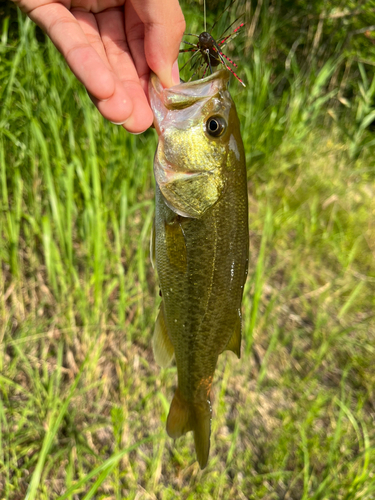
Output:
48,14,76,35
126,20,144,45
85,31,101,46
102,38,129,56
65,42,91,62
176,16,186,38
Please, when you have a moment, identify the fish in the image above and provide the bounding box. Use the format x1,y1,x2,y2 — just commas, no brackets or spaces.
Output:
149,69,249,469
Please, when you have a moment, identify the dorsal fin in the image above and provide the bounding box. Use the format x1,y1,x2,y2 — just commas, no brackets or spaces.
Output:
222,312,242,358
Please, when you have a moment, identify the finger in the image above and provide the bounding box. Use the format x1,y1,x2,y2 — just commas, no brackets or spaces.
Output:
95,8,153,132
89,80,152,134
131,0,185,88
73,8,145,129
96,7,138,82
28,2,115,100
72,8,109,67
124,1,149,95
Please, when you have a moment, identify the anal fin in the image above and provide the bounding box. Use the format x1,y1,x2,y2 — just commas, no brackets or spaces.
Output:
152,303,174,368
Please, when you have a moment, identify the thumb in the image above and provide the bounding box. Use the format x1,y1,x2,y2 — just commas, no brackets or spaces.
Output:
132,0,185,88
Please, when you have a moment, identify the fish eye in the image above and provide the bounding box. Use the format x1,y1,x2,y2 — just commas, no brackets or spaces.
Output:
206,115,226,137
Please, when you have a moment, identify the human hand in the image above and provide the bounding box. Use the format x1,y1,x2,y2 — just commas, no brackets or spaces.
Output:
13,0,185,133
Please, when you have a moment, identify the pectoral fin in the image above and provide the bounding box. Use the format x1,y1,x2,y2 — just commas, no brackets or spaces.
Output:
152,304,174,368
223,313,242,358
165,218,187,273
159,171,224,218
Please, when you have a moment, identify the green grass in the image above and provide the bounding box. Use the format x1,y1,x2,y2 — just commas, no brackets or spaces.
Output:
1,4,375,499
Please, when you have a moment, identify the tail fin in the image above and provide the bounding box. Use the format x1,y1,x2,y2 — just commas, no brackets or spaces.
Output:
192,403,211,469
166,388,212,469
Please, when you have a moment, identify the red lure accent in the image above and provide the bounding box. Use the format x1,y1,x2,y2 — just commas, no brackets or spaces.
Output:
179,21,246,87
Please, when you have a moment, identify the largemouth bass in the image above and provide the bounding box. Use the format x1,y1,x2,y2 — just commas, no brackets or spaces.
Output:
149,70,249,469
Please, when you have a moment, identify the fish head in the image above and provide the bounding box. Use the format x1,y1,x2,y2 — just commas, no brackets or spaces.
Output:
150,70,243,218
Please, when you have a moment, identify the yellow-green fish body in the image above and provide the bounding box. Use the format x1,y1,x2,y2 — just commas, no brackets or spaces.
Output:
149,70,248,468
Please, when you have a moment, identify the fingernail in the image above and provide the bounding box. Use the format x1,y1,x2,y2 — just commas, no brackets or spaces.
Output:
172,60,180,86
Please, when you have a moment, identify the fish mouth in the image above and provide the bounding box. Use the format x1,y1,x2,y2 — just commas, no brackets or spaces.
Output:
149,70,230,132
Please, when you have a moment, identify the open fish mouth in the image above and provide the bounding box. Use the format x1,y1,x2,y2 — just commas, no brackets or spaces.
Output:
149,69,231,133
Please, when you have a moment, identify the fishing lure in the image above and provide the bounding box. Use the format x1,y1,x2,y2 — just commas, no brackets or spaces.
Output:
179,1,246,86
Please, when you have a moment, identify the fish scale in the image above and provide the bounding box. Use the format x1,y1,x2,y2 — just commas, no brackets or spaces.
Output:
150,70,248,468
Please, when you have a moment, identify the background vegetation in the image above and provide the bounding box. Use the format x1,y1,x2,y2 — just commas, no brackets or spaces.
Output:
1,0,375,498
